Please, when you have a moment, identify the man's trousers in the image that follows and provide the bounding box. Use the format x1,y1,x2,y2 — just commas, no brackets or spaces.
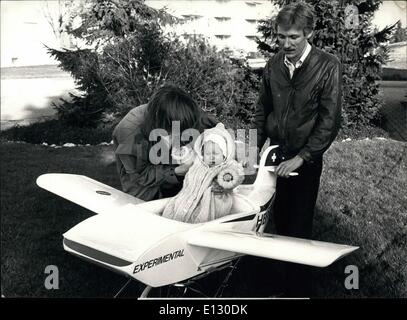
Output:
267,156,323,297
272,156,323,239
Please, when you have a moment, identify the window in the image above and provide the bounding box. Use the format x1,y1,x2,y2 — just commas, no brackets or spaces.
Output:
246,35,257,41
246,51,263,59
183,33,203,39
245,19,258,24
215,16,231,22
215,35,231,40
182,14,203,21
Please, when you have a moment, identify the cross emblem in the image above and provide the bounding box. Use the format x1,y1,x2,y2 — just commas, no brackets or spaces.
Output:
271,153,277,162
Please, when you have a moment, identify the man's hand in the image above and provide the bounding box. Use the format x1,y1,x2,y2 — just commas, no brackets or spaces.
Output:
275,155,304,178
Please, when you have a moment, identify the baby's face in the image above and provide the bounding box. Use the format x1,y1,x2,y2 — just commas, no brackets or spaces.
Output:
202,141,225,167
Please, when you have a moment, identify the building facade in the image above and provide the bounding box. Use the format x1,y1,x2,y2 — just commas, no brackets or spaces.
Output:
146,0,277,57
1,0,406,67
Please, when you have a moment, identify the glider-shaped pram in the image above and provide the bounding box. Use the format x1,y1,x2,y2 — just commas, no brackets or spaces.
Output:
36,145,358,296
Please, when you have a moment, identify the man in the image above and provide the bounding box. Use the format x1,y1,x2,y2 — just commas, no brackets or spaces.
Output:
255,2,342,296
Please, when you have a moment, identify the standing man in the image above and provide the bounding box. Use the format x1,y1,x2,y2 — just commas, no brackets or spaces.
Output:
255,2,342,296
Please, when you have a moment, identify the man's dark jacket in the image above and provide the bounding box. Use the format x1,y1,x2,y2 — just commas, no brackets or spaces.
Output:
255,46,342,162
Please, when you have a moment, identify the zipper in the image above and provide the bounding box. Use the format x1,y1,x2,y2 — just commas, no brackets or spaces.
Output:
281,87,295,152
280,60,297,154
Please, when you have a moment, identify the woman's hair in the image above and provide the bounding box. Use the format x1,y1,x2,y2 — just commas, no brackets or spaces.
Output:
142,84,200,137
275,2,315,35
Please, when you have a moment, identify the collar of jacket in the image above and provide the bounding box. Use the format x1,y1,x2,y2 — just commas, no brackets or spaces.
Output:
283,41,312,70
273,45,317,83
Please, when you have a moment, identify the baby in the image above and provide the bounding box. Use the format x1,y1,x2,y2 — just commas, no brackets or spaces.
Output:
162,123,244,223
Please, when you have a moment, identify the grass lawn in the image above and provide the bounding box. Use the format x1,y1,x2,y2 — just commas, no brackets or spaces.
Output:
1,139,406,298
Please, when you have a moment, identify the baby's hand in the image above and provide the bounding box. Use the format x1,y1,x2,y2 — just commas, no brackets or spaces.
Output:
174,161,193,176
173,146,196,176
172,145,195,165
184,149,196,165
211,180,224,193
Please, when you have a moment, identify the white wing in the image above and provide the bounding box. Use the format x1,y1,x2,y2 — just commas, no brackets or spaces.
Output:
187,230,358,267
36,173,144,215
